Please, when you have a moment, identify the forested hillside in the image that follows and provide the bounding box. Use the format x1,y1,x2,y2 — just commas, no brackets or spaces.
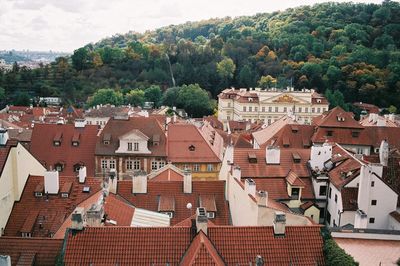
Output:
0,1,399,115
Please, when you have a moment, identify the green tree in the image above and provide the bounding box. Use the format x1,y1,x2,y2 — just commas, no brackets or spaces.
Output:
87,88,123,107
325,89,349,110
258,75,277,88
144,85,162,108
0,87,5,102
324,239,358,266
162,87,180,107
13,92,31,106
125,89,145,106
216,57,236,80
71,47,92,71
388,105,397,114
177,84,214,117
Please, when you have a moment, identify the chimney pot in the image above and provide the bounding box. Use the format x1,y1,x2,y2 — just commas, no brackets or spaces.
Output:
71,207,85,230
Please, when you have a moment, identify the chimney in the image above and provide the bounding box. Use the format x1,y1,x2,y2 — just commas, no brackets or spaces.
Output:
245,178,256,197
132,171,147,194
266,145,280,164
273,212,286,236
74,119,86,128
0,255,11,266
232,165,241,181
196,207,208,234
109,169,118,194
44,170,59,194
0,128,9,145
183,169,192,194
71,207,85,230
255,255,265,266
257,190,268,207
379,140,389,166
78,166,87,183
86,204,104,227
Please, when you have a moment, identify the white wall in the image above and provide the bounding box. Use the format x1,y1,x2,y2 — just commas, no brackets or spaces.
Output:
0,143,46,234
219,145,233,181
85,117,109,128
115,132,151,154
310,144,332,170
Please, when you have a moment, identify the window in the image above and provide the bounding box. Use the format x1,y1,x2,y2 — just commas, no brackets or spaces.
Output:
291,188,300,199
162,212,174,218
319,186,327,196
356,148,363,154
159,160,165,168
262,107,265,112
134,142,139,151
126,160,133,170
255,107,258,112
326,211,331,225
352,131,360,138
227,116,230,120
133,160,140,170
298,107,302,113
334,194,338,203
207,164,214,172
193,164,200,172
283,107,287,113
371,200,377,206
369,217,375,223
61,192,69,198
103,140,110,145
243,106,246,112
371,181,375,187
333,219,336,226
128,142,133,151
207,212,215,219
72,141,79,147
329,187,332,199
326,130,333,137
55,164,63,172
268,107,272,112
34,192,43,198
249,106,252,112
275,107,278,112
101,159,107,169
53,141,61,146
151,161,158,171
227,103,231,108
305,107,308,113
317,108,321,113
109,160,116,169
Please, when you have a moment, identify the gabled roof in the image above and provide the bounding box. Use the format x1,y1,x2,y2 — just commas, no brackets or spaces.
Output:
119,128,149,140
95,116,167,157
254,177,315,200
286,171,306,187
30,124,98,176
4,175,102,238
167,123,221,163
269,124,315,149
180,231,225,265
117,180,229,226
85,105,131,118
252,116,296,147
0,237,63,266
328,146,362,189
312,106,363,129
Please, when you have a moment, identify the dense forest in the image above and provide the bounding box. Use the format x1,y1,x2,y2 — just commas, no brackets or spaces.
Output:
0,1,399,116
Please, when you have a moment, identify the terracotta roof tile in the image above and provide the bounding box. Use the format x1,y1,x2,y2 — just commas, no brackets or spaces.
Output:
313,107,363,129
0,140,18,176
199,195,217,212
158,195,175,212
286,171,306,187
0,237,63,266
300,201,314,210
254,177,315,200
30,124,98,176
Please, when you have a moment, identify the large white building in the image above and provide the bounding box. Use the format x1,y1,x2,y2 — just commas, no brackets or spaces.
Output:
217,87,329,127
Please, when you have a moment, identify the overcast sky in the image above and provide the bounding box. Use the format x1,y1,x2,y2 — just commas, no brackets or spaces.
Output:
0,0,383,52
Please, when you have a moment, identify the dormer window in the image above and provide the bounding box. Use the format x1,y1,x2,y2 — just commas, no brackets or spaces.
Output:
53,132,62,146
291,188,300,199
61,182,72,198
103,133,111,145
326,130,333,137
337,116,345,122
134,142,139,151
153,135,160,146
207,212,215,219
72,132,80,146
34,183,44,198
317,99,322,103
189,145,195,151
248,153,257,163
352,131,360,138
55,162,64,172
128,142,133,151
292,152,301,163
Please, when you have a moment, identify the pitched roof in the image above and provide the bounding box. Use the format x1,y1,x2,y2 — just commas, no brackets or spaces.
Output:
180,231,225,265
167,123,221,163
254,177,315,200
117,180,229,226
63,226,324,265
0,140,18,176
341,187,359,211
30,124,98,176
233,148,310,178
268,124,315,149
252,116,296,147
7,128,32,142
286,171,306,187
0,237,63,266
328,146,362,189
312,106,363,129
95,116,167,157
85,105,131,118
4,175,102,237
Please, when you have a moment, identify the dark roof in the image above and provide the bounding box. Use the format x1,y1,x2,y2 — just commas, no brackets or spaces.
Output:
341,187,359,211
7,128,32,142
95,117,167,157
0,140,18,176
30,124,98,176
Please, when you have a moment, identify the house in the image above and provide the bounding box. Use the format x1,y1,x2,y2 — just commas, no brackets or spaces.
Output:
0,129,46,235
309,142,399,229
84,104,134,128
61,209,325,265
95,116,167,178
30,123,98,176
167,123,222,180
116,164,230,226
218,87,328,127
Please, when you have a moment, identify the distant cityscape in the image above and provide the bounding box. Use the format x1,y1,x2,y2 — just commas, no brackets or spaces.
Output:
0,50,70,69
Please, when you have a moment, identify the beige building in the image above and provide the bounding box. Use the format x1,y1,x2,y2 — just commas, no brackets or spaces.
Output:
218,87,329,127
0,129,46,234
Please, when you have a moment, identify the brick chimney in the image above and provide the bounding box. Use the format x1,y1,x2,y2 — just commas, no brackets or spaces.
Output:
132,171,147,194
245,178,256,197
273,212,286,236
109,169,117,194
71,207,85,230
183,169,192,194
196,207,208,234
44,170,59,194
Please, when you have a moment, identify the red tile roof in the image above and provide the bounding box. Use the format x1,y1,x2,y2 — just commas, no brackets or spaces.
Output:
233,148,310,178
117,180,229,226
30,124,98,176
252,116,297,147
341,187,359,211
63,226,324,265
286,171,306,187
95,116,167,157
4,175,101,237
269,124,315,149
167,123,221,163
313,107,363,129
254,177,315,200
0,237,63,266
0,140,18,176
328,146,361,189
150,167,183,181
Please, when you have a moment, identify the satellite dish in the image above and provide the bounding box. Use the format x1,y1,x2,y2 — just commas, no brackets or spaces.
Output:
186,203,192,210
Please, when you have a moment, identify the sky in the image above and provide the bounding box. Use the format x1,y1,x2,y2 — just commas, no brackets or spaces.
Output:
0,0,384,52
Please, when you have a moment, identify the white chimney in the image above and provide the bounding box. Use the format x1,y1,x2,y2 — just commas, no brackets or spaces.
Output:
0,255,11,266
74,119,86,128
257,190,268,207
196,207,208,234
0,128,9,145
183,169,192,194
266,145,280,164
245,179,256,197
379,140,389,166
132,171,147,194
86,204,104,227
232,165,241,181
71,207,85,230
310,144,332,170
78,166,87,183
273,212,286,236
44,170,59,194
109,169,117,194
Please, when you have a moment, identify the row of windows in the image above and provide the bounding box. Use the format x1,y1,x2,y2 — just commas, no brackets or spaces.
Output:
183,164,215,172
241,106,326,113
127,142,139,151
87,120,107,126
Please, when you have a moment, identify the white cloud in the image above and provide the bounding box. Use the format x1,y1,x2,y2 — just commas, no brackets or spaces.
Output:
0,0,384,52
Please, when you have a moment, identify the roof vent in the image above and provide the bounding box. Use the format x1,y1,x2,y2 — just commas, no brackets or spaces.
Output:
82,186,90,193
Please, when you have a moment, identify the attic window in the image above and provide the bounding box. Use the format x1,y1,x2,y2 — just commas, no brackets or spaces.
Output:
248,97,253,102
55,163,64,172
189,145,195,151
72,132,80,146
337,116,345,122
207,212,215,219
153,135,160,146
74,163,84,172
53,132,62,146
103,133,111,145
326,130,333,137
61,182,72,198
302,139,310,148
34,183,44,198
248,153,257,163
283,136,290,148
317,99,322,103
291,126,298,133
82,186,90,193
352,131,360,138
292,152,301,163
